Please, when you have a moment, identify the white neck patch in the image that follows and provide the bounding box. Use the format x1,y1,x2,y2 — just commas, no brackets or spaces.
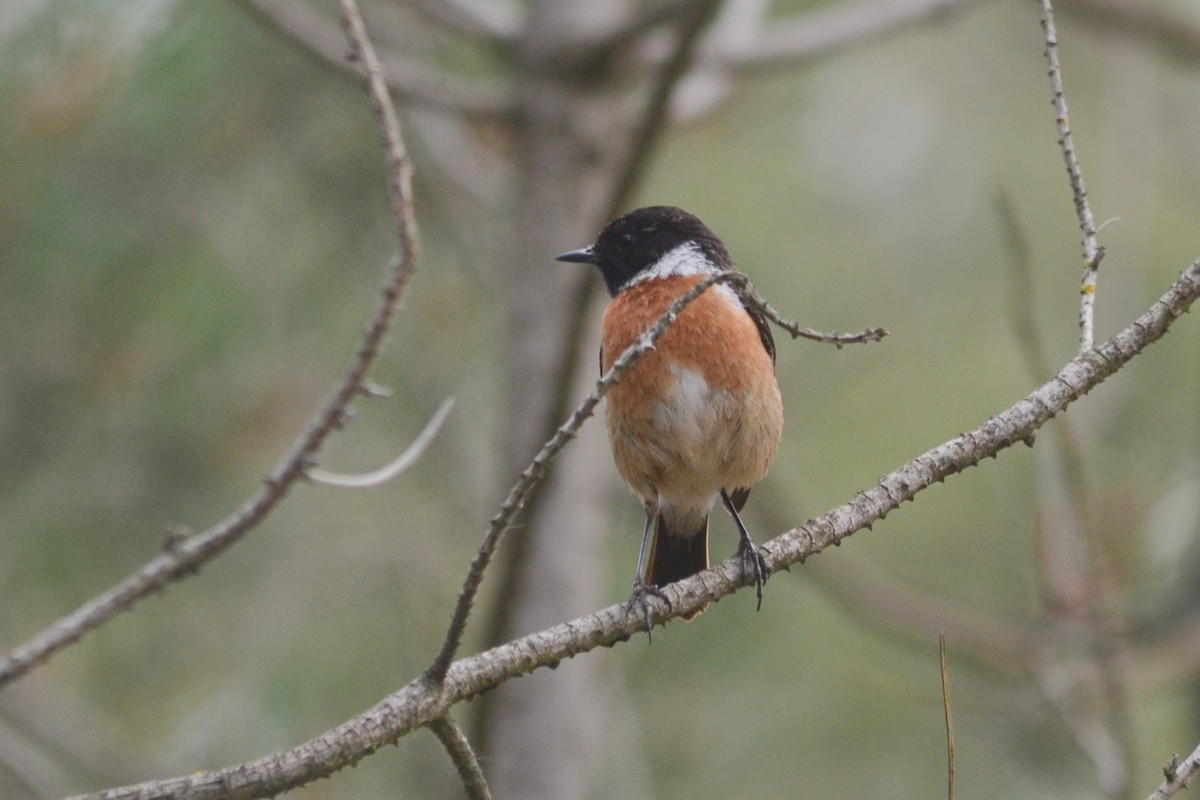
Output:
625,241,718,289
624,241,742,308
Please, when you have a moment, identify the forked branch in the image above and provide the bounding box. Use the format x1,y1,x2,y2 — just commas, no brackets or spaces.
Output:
70,259,1200,800
0,0,427,692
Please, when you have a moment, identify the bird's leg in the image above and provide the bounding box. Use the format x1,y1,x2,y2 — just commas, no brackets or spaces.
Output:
626,510,671,638
721,488,769,610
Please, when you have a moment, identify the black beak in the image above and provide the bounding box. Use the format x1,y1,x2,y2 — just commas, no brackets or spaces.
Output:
555,246,596,264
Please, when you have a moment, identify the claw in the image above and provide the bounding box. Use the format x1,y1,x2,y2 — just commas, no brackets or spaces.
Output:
737,539,770,611
721,487,770,611
626,577,672,640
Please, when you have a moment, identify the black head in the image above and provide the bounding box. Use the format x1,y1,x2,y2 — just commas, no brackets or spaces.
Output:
556,206,732,296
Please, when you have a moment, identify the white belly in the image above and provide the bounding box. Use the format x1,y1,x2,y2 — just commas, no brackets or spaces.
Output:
643,364,773,512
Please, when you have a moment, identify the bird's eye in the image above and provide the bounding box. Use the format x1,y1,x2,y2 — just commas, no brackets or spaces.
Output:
616,232,635,252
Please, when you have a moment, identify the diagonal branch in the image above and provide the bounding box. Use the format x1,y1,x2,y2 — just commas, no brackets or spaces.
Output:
427,716,491,800
72,259,1200,800
1147,741,1200,800
737,283,888,347
1039,0,1103,353
0,0,425,692
339,0,419,252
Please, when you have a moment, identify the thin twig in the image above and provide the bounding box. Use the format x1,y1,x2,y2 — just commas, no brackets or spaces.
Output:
723,277,888,346
1039,0,1103,353
0,0,426,691
940,633,955,800
1148,742,1200,800
738,284,888,347
306,397,456,488
69,258,1200,800
340,0,420,255
424,270,746,684
427,716,491,800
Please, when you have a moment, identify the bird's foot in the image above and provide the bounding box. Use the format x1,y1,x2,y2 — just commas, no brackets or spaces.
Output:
737,539,770,611
625,577,672,639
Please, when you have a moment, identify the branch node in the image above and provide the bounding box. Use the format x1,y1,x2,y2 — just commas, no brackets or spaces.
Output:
162,526,192,553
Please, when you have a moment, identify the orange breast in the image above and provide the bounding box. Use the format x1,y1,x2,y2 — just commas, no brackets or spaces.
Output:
600,275,783,506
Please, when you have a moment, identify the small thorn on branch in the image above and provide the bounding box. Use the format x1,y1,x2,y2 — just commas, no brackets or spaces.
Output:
1164,754,1181,784
163,526,192,553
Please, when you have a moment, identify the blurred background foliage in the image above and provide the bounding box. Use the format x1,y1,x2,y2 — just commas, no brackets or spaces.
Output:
1,0,1199,798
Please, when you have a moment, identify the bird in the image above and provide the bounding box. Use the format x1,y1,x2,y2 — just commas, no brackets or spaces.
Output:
556,206,783,628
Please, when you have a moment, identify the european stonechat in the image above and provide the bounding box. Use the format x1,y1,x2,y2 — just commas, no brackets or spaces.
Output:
557,206,783,624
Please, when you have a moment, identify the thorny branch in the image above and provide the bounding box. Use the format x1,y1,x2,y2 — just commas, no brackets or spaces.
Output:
68,259,1200,800
1147,741,1200,800
427,716,491,800
1040,0,1103,352
0,0,429,691
738,283,888,347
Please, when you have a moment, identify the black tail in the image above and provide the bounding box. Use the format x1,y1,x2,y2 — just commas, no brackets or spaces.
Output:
644,513,709,590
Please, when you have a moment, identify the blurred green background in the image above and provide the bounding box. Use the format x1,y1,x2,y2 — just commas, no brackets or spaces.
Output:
2,1,1199,798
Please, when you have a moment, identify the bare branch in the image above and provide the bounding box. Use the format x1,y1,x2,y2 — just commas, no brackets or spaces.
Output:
737,282,888,347
69,258,1200,800
704,0,983,72
1148,742,1200,800
339,0,420,255
0,249,423,689
0,0,427,691
1039,0,1103,352
306,397,456,488
427,716,491,800
238,0,514,117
